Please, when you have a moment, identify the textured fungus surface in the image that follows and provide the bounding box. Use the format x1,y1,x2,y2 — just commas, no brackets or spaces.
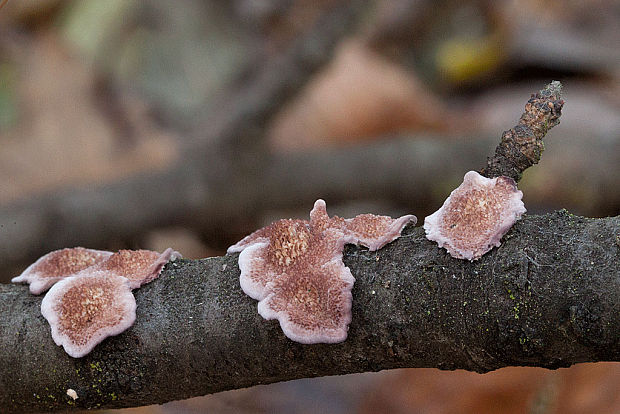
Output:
228,199,415,343
343,213,418,250
40,272,136,358
11,247,113,295
13,246,179,357
424,171,526,260
95,248,181,289
258,264,355,344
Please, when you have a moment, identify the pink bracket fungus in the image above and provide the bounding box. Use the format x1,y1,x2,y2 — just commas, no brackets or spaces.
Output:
343,213,418,251
423,171,526,260
14,246,181,357
94,248,181,289
228,199,415,344
11,247,113,295
40,271,136,358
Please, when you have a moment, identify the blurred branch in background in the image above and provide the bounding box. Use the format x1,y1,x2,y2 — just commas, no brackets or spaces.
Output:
0,134,487,277
0,0,370,280
1,84,619,281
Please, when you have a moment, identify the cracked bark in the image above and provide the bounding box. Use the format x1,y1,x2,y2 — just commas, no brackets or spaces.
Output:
2,82,619,412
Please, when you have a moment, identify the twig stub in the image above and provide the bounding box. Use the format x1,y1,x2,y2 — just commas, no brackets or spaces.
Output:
481,81,564,182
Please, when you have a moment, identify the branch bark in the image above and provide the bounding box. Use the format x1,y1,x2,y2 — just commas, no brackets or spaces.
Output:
481,81,564,181
1,212,619,412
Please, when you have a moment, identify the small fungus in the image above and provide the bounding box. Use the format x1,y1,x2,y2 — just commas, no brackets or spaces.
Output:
15,246,181,357
11,247,112,295
94,248,181,289
41,271,136,358
66,389,78,400
343,213,418,251
228,199,415,344
424,171,526,260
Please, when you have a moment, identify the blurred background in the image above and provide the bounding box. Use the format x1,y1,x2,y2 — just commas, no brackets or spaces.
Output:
1,0,618,412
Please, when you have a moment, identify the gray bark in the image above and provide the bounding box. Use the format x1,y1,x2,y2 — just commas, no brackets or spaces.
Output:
1,212,619,412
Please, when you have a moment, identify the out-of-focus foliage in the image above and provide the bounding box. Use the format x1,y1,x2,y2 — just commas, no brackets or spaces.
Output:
435,33,505,84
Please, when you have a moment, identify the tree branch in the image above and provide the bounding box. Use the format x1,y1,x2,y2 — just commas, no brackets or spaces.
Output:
1,212,618,412
4,81,617,413
481,81,564,181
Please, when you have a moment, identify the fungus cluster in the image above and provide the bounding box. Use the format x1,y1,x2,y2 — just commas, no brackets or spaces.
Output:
225,175,524,344
13,247,180,357
424,171,526,260
228,199,415,344
13,172,528,353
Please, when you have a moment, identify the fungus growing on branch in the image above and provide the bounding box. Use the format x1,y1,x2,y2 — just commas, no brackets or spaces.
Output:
424,171,526,260
40,272,136,358
228,199,415,343
258,263,355,344
11,247,112,295
95,248,181,289
343,213,418,251
14,246,181,357
66,389,78,401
